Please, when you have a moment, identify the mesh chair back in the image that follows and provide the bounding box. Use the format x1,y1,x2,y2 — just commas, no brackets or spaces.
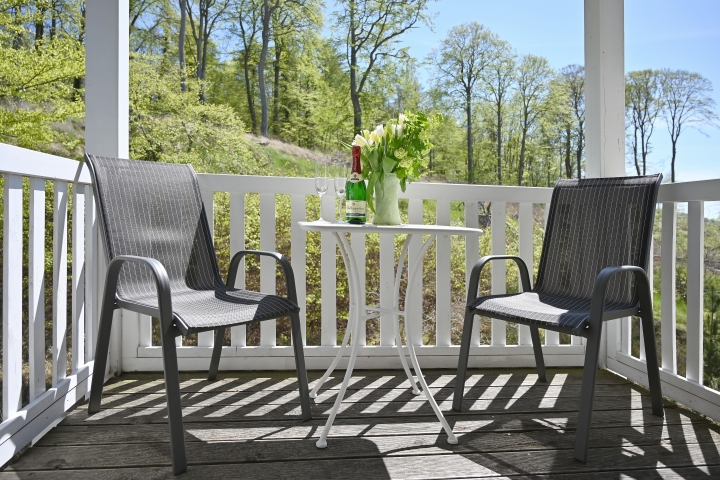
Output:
535,174,661,307
85,155,222,303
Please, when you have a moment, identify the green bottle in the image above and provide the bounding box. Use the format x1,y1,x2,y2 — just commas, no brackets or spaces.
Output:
346,145,366,224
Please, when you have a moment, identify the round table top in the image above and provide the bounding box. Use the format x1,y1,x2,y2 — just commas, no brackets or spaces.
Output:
298,220,482,236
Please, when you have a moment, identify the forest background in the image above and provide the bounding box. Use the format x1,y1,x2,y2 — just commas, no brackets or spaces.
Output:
1,0,720,402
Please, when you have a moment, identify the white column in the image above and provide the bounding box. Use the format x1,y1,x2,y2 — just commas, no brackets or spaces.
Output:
85,0,129,376
585,0,625,370
584,0,625,178
86,0,129,158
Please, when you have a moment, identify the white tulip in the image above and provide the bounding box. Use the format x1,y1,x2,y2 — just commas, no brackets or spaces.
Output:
353,134,367,147
374,124,385,138
398,113,407,125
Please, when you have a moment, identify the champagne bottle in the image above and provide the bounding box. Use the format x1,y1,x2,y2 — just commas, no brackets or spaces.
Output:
346,145,367,224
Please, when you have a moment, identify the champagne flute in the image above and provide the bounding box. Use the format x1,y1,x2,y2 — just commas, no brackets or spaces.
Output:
315,161,329,221
334,164,348,223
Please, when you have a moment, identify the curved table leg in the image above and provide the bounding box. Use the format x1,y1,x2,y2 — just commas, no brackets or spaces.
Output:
316,232,363,448
393,234,421,395
404,234,458,445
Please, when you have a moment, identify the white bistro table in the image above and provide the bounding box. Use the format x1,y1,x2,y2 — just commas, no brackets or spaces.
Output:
298,220,483,448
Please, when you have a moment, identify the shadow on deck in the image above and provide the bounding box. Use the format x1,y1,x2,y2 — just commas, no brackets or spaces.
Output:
2,368,720,479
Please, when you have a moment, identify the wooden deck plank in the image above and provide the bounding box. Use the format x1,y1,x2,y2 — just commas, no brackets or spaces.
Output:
4,368,718,479
8,423,720,471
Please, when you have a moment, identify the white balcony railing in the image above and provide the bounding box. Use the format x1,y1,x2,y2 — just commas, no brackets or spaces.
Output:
1,143,719,466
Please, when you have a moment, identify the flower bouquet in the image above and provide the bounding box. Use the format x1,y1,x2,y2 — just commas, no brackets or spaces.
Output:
350,111,434,225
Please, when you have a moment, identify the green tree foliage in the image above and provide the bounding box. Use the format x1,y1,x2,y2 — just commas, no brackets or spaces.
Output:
0,1,84,150
626,69,662,176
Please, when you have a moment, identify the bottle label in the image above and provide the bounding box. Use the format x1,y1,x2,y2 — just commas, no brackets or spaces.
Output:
349,172,363,183
346,200,367,216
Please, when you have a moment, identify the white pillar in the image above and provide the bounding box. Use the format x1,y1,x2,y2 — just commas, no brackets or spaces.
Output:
85,0,129,376
85,0,129,158
584,0,625,178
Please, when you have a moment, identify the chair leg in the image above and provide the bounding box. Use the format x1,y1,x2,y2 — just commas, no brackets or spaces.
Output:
88,300,116,414
208,328,226,381
573,326,603,463
453,309,476,412
641,311,664,417
161,326,187,475
290,312,312,421
530,326,547,382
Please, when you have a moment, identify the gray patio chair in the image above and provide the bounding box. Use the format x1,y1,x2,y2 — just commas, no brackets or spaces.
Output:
84,154,311,475
453,174,664,463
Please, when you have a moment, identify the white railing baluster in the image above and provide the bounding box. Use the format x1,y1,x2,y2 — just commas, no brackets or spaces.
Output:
198,189,215,347
518,202,533,346
491,201,507,346
72,184,85,371
259,193,277,347
435,199,451,346
291,194,307,344
407,199,424,346
351,231,366,346
686,201,705,384
84,186,96,361
464,200,480,346
640,235,653,362
3,174,23,420
320,194,336,346
231,192,247,346
53,181,68,384
380,233,395,346
28,178,46,401
661,202,677,373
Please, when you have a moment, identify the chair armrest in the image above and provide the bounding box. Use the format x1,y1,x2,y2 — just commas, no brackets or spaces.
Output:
228,250,298,305
589,265,651,326
105,255,174,330
467,255,532,305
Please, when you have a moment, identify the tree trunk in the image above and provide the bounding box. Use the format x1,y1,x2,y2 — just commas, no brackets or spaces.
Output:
258,0,273,137
243,52,258,132
633,129,641,176
466,95,473,184
671,138,677,182
34,7,45,47
50,1,57,39
496,104,502,184
272,43,281,135
575,125,583,179
564,126,572,178
349,4,362,134
518,128,527,186
640,129,647,175
179,0,187,92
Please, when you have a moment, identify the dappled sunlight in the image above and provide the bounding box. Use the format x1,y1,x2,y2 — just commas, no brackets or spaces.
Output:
397,374,454,413
469,374,512,411
538,373,567,408
206,379,296,418
504,373,539,409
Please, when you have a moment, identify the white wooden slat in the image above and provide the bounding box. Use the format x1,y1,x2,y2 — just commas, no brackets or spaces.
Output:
379,233,395,346
3,175,23,420
464,200,480,347
291,194,307,345
620,311,631,355
138,315,152,347
351,232,366,346
686,201,704,384
231,193,247,347
28,178,46,401
53,181,68,385
321,194,336,346
84,186,96,361
435,199,451,347
198,189,215,347
661,202,677,373
542,202,559,346
518,202,533,346
260,193,277,347
72,185,85,371
491,201,506,346
407,199,424,346
121,309,140,367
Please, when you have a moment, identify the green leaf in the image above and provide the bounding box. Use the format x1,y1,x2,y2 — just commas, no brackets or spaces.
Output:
382,156,396,175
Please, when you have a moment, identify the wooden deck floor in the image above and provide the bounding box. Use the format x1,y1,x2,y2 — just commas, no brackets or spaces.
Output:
2,368,720,479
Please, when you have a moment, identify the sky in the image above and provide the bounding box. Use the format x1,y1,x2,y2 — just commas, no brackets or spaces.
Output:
327,0,720,187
